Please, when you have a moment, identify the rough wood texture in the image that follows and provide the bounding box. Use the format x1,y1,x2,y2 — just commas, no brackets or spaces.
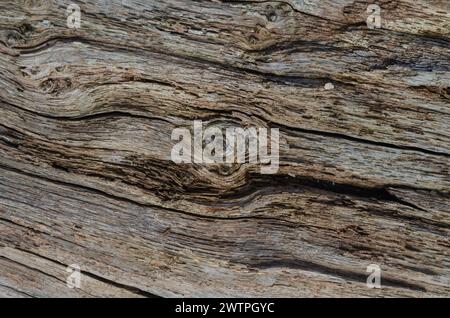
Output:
0,0,449,297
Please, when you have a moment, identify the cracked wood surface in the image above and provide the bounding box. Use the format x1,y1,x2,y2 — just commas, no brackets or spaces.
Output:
0,0,449,297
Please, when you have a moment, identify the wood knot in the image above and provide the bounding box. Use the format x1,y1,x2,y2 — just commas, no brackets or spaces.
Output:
6,31,24,47
247,25,271,48
19,23,34,36
265,5,278,22
248,35,259,45
40,78,73,94
275,3,293,17
343,1,398,16
6,23,34,47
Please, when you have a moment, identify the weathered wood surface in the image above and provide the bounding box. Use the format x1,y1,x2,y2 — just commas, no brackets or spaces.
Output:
0,0,449,297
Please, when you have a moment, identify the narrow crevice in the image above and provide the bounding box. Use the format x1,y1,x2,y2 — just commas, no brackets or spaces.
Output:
275,123,450,158
0,99,174,125
10,247,161,298
0,255,94,297
216,173,431,208
0,163,296,224
245,39,344,55
2,94,448,160
250,258,427,292
0,282,35,298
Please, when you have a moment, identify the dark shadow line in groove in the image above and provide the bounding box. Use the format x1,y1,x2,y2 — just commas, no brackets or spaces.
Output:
0,98,174,125
215,172,440,210
245,39,344,55
208,175,450,232
9,247,161,298
0,163,299,224
0,255,94,297
1,95,448,159
0,282,36,298
197,104,450,159
251,259,427,292
274,122,450,158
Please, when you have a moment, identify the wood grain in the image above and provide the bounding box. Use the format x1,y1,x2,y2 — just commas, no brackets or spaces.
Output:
0,0,449,297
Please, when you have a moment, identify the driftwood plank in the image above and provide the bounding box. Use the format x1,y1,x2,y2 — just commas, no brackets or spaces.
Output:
0,0,449,297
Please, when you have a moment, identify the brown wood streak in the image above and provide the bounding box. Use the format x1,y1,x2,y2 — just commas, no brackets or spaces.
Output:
0,0,449,297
